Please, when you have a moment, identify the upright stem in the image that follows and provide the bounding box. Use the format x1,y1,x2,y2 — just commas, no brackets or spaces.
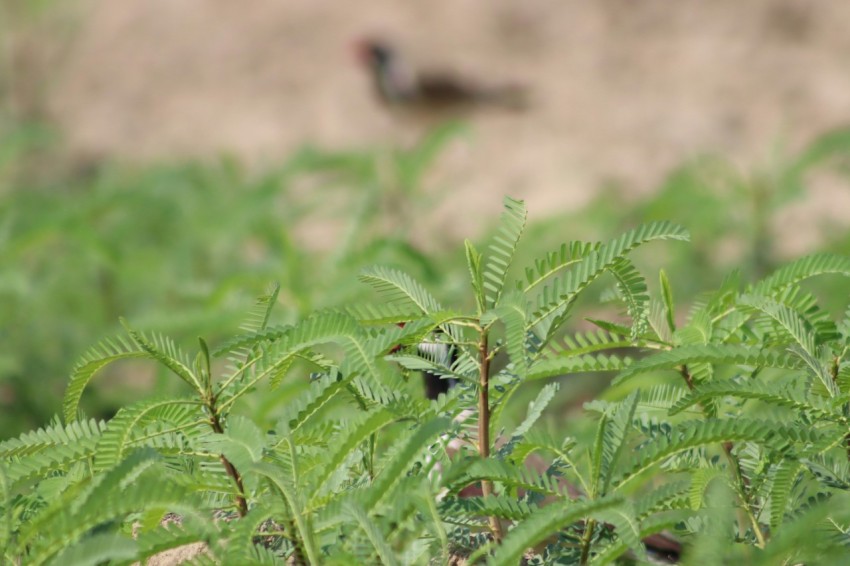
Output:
209,401,248,517
829,355,850,462
579,518,597,565
478,331,503,542
680,364,760,544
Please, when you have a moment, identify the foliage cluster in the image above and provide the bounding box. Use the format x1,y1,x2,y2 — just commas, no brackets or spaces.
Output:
4,197,850,564
0,124,463,435
6,125,850,439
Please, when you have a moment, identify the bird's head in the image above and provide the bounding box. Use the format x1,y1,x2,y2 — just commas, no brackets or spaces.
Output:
351,36,417,103
353,38,394,70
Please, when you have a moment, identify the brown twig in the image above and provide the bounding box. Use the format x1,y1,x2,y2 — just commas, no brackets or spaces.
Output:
209,404,248,517
478,331,503,542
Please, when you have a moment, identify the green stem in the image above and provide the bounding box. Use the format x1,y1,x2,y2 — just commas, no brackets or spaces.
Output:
681,363,763,544
579,518,597,565
215,354,264,409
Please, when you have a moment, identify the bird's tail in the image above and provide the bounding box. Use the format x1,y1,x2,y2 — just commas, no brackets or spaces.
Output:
481,83,529,111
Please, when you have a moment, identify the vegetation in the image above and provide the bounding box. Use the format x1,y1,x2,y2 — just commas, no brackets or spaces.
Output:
6,125,850,438
5,19,850,554
0,124,464,436
4,188,850,563
6,4,850,561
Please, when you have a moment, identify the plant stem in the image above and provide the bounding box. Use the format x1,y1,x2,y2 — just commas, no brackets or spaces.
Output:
828,355,850,462
681,363,762,543
579,518,596,565
209,403,248,517
287,518,308,565
678,364,695,390
478,331,503,542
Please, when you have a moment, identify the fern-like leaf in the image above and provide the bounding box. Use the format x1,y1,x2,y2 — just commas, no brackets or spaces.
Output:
358,265,442,314
528,354,633,381
483,196,527,308
633,480,692,519
287,373,350,435
485,496,624,566
310,408,397,498
511,383,558,441
635,384,689,411
346,302,423,325
753,253,850,295
595,502,647,563
600,392,638,495
438,495,536,523
447,458,570,499
739,295,836,396
0,417,106,459
616,419,823,490
63,336,147,423
345,501,400,566
45,532,138,566
253,460,319,565
688,467,726,509
589,509,692,565
362,417,449,512
609,257,650,340
670,379,837,420
77,449,165,518
483,290,529,376
121,319,203,393
220,311,399,406
20,471,202,563
4,434,100,486
2,418,109,489
770,459,802,532
241,282,280,335
465,238,486,314
613,344,805,385
522,241,598,292
548,329,632,358
95,397,201,471
530,222,689,339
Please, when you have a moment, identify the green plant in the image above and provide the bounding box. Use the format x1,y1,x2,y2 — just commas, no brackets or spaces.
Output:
4,197,850,564
518,127,850,304
0,125,465,437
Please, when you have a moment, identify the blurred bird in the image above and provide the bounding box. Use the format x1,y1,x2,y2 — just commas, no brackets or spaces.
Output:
354,38,528,113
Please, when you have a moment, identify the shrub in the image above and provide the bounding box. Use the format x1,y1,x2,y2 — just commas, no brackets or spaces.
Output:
3,197,850,564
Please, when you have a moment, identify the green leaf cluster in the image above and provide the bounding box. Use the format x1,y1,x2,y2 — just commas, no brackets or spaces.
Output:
5,197,850,565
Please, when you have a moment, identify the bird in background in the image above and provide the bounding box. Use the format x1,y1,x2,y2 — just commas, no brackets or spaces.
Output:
354,37,528,114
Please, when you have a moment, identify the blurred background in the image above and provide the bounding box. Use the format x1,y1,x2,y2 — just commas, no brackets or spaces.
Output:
3,0,850,437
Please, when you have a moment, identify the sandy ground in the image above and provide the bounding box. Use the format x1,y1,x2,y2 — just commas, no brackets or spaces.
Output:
34,0,850,242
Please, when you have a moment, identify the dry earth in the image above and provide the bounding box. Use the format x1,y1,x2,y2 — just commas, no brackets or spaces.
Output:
37,0,850,244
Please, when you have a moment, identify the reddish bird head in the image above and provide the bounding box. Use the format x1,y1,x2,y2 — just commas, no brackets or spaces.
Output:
353,38,394,68
352,37,417,104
